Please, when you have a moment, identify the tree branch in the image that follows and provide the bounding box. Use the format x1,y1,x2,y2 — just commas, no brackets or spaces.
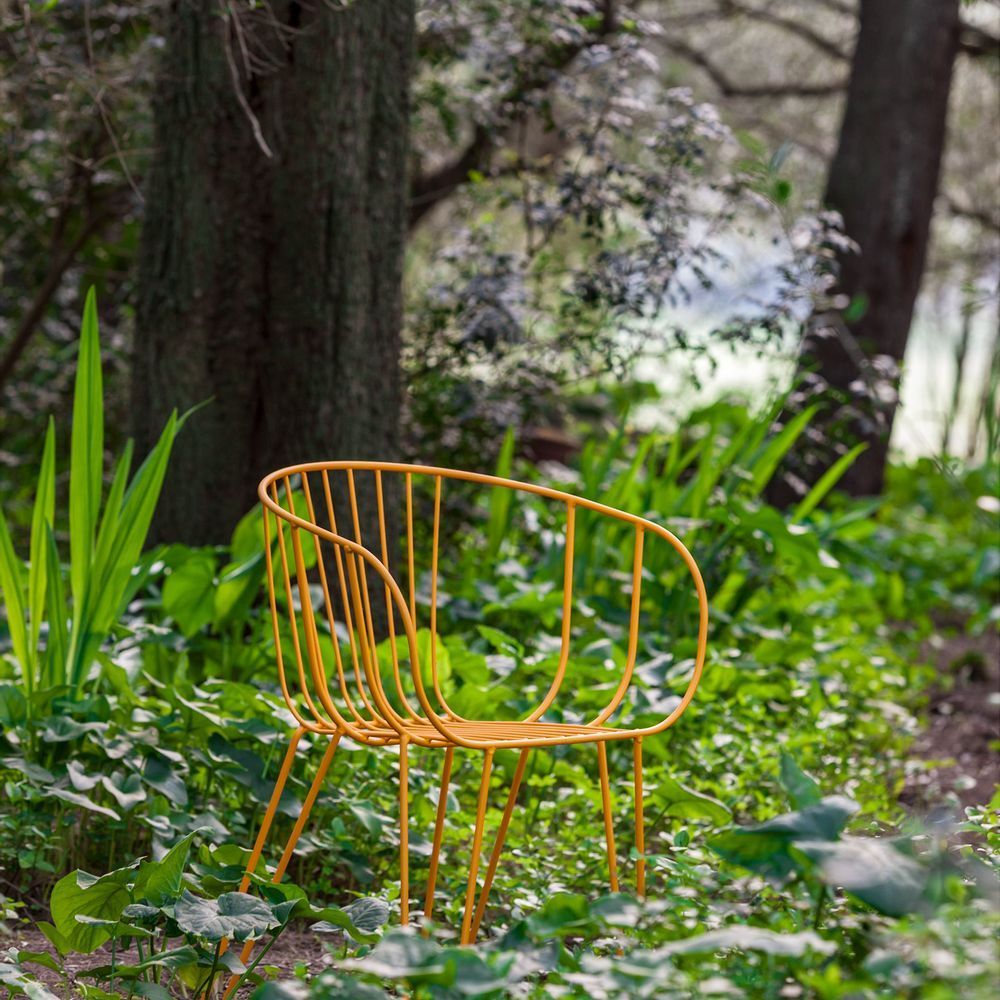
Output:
959,21,1000,59
408,1,620,228
663,37,848,97
0,208,110,393
718,0,851,62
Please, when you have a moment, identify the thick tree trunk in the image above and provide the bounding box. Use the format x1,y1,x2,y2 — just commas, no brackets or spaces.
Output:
134,1,414,544
779,0,960,499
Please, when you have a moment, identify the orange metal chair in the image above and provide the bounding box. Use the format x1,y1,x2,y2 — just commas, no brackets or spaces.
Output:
229,460,708,967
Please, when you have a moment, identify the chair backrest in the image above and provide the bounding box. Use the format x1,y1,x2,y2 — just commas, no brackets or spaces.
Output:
258,461,708,743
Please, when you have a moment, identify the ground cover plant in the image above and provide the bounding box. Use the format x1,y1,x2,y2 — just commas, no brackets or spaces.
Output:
0,301,997,997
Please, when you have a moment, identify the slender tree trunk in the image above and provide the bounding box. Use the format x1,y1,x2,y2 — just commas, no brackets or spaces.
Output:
134,1,414,543
778,0,960,500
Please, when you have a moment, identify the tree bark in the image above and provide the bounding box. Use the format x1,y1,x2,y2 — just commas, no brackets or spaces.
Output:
780,0,960,499
134,0,414,544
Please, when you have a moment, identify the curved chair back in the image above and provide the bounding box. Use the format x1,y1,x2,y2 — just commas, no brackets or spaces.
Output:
258,462,708,746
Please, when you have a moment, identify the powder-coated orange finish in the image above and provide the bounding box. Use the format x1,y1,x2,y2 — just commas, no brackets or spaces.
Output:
225,460,708,987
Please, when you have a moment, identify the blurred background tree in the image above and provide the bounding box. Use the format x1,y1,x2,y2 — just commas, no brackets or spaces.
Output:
1,0,997,535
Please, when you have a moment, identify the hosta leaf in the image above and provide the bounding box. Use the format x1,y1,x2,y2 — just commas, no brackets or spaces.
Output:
651,778,732,825
134,831,198,906
778,753,822,809
50,867,132,953
343,897,390,933
101,772,147,811
795,838,928,917
173,890,277,943
42,788,120,821
660,926,835,958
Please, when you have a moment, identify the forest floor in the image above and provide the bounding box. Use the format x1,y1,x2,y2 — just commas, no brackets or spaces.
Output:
6,626,998,995
901,627,1000,810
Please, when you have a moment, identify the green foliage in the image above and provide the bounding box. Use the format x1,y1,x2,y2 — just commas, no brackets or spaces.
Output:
1,391,998,998
0,291,183,718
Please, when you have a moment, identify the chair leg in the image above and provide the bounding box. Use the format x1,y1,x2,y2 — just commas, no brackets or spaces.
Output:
460,748,495,944
229,733,341,990
633,737,645,897
236,727,306,895
597,742,620,893
469,748,530,941
424,746,454,923
399,735,410,926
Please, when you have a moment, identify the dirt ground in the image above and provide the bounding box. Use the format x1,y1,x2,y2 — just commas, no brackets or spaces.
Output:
900,628,1000,811
3,925,334,997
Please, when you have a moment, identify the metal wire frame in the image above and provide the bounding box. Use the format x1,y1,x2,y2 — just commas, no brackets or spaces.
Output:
224,460,708,989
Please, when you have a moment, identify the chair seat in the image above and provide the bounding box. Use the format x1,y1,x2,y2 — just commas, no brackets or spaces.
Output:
359,717,625,748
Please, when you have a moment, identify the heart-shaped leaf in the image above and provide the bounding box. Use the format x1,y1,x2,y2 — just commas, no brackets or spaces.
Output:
173,891,277,943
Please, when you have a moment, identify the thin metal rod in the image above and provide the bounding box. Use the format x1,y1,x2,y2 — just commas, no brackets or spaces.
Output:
424,746,455,921
597,742,620,892
399,735,410,925
461,749,495,944
470,748,530,940
237,727,305,894
634,737,645,896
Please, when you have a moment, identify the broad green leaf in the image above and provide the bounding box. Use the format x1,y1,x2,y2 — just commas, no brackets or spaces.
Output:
134,831,198,906
162,552,216,637
779,752,822,809
101,771,147,812
41,788,120,821
173,890,277,943
660,926,835,957
796,837,928,917
142,753,188,807
50,866,132,953
652,777,732,825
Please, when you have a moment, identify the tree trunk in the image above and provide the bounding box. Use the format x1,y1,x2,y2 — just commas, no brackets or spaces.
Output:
134,0,414,544
779,0,960,499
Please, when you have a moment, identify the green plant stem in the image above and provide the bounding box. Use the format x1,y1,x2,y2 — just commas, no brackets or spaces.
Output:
231,926,287,995
195,939,223,999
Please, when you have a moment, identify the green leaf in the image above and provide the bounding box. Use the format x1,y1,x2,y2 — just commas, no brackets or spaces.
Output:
660,926,835,958
28,419,57,678
792,443,867,522
173,891,278,943
343,897,390,933
142,752,188,807
134,831,198,906
0,506,29,672
42,524,68,688
651,778,732,825
162,553,216,637
748,404,818,495
101,771,147,812
50,866,132,953
486,427,516,559
778,753,822,809
795,838,928,917
710,795,858,883
42,788,120,821
69,287,104,612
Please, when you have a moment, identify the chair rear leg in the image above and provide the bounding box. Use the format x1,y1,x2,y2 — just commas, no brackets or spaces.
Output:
460,749,495,944
633,737,645,896
469,748,530,941
424,746,455,923
399,735,410,925
597,742,620,892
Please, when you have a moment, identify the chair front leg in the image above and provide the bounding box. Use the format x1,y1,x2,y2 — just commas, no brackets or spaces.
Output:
633,737,645,896
597,742,620,893
399,735,410,925
460,748,495,944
